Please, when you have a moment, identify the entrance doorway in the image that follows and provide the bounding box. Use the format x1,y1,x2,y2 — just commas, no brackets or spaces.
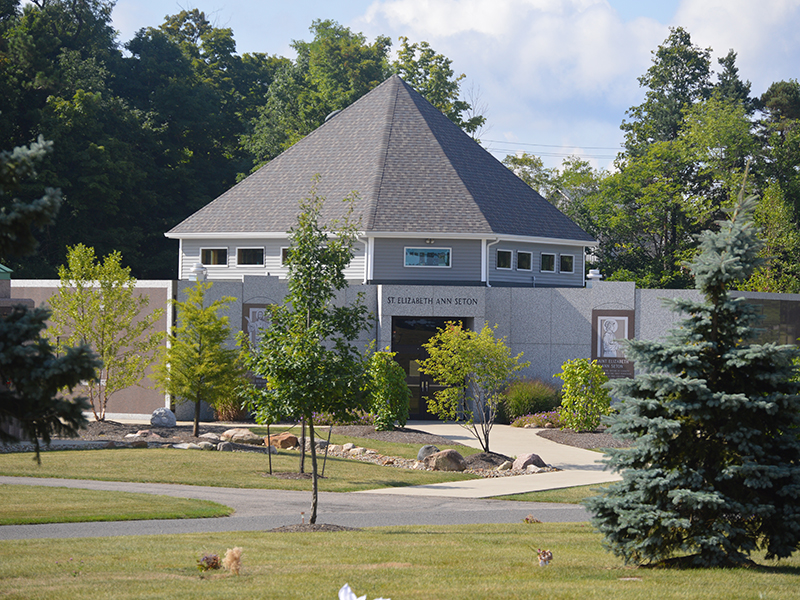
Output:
391,316,471,420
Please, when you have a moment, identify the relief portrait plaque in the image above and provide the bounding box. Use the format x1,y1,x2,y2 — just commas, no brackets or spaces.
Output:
591,309,635,379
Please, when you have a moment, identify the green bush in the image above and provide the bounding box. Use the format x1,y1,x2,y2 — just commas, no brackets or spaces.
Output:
503,378,561,420
366,349,411,431
554,358,611,431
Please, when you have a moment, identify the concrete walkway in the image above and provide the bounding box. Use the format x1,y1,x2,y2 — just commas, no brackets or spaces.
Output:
357,422,621,499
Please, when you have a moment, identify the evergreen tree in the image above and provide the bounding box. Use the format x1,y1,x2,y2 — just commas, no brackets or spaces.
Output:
0,137,99,461
586,191,800,567
154,281,243,437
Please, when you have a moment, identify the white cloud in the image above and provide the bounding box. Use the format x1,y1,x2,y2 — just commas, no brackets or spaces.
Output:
674,0,800,94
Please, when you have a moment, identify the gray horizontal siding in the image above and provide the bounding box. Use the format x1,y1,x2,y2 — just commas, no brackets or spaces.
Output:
489,242,584,288
372,238,482,283
180,238,365,281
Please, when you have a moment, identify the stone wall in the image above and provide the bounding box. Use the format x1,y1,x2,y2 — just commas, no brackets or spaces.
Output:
12,277,800,419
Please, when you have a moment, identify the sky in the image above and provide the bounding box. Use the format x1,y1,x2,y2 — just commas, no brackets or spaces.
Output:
107,0,800,171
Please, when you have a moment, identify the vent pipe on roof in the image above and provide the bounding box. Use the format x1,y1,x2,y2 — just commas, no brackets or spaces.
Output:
325,110,342,122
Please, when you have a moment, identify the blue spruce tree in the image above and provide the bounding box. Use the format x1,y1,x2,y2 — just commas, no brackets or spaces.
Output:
586,193,800,567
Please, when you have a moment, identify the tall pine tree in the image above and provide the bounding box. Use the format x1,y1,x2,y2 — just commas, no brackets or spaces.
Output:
586,191,800,567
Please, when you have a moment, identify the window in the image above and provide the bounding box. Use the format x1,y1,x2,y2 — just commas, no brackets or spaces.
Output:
496,249,512,269
517,251,532,271
541,253,555,272
560,254,575,273
237,247,264,266
281,247,290,266
404,247,451,267
201,248,227,266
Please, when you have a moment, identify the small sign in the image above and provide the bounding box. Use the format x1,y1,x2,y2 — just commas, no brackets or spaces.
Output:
591,309,635,378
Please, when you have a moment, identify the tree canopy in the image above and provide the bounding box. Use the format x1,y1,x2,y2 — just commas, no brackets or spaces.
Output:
505,28,799,291
1,5,481,279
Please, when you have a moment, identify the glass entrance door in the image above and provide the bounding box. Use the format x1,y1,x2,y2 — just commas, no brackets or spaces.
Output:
391,316,469,420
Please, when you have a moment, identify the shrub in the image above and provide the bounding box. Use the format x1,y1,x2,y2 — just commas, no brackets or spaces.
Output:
504,378,561,419
366,349,411,431
510,410,565,428
554,358,611,431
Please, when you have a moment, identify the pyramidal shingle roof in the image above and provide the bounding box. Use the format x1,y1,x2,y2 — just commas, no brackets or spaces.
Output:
167,75,595,243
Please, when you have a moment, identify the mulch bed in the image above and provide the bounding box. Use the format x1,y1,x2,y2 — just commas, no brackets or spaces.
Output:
63,420,625,454
268,523,361,533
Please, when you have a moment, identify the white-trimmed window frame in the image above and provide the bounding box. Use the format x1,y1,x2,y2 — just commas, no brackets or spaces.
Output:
495,249,513,270
540,252,556,273
403,247,452,268
559,254,575,274
201,247,228,266
236,246,265,266
280,247,290,266
517,251,533,271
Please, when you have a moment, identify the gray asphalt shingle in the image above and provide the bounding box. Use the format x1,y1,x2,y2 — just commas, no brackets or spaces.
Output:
167,75,595,243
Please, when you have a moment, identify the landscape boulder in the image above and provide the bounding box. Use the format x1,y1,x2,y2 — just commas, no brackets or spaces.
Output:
221,428,264,445
417,445,440,461
269,432,299,449
150,407,176,428
425,449,466,471
513,453,547,470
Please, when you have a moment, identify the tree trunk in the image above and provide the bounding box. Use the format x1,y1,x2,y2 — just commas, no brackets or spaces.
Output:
309,417,318,524
266,422,272,475
299,416,306,473
193,398,200,437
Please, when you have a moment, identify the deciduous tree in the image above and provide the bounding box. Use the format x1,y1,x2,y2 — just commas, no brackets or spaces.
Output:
420,322,528,452
48,244,163,421
244,181,371,523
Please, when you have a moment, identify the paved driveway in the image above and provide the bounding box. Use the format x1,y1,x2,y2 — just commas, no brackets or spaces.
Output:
0,476,589,540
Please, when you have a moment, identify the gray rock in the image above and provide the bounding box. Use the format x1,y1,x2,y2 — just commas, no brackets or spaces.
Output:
513,453,547,470
198,441,216,450
417,445,440,461
200,432,221,442
497,461,513,471
217,442,234,452
526,465,543,473
150,407,176,428
173,442,202,450
342,442,356,451
424,449,466,471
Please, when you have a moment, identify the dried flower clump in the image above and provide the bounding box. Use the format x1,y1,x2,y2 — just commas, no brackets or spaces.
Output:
523,514,542,524
197,553,221,572
222,546,243,575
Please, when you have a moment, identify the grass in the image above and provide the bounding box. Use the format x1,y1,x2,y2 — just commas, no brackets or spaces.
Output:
1,523,798,599
496,484,610,504
0,485,232,525
0,447,478,492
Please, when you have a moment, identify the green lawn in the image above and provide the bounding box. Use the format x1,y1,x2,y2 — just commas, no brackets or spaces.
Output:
1,523,797,600
496,484,610,504
0,484,231,524
0,447,477,492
